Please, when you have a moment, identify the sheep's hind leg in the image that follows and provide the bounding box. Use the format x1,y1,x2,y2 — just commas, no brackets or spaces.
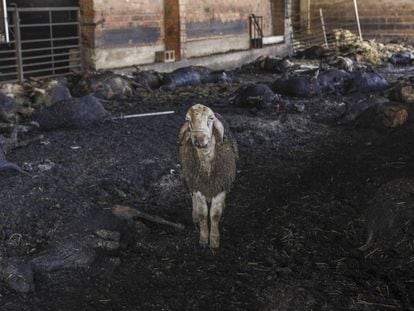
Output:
192,191,209,247
210,191,226,250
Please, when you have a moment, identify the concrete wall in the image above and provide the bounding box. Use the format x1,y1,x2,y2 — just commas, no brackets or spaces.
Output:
295,0,414,42
79,0,291,70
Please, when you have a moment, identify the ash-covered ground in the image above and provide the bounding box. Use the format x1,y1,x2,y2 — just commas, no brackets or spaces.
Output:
1,62,414,311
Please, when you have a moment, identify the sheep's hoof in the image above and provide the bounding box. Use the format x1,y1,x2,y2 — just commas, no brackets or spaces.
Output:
199,236,209,248
209,237,220,250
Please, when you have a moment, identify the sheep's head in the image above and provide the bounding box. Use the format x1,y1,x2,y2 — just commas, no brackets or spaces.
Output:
178,104,224,149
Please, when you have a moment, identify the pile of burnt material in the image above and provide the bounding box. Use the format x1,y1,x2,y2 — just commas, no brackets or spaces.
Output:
232,83,281,110
33,80,110,131
294,29,414,66
72,66,234,96
272,67,390,98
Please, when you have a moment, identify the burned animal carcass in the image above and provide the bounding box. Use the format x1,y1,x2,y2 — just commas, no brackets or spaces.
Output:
132,69,164,91
388,77,414,104
33,90,110,130
272,72,321,98
72,71,136,100
346,69,390,93
233,83,280,109
0,89,33,123
161,66,231,91
388,51,414,66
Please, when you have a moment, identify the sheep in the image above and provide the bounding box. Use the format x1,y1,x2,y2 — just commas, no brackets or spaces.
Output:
178,104,238,250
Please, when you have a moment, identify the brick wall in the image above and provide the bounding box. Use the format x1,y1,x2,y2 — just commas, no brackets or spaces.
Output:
79,0,290,69
295,0,414,42
185,0,278,39
79,0,165,69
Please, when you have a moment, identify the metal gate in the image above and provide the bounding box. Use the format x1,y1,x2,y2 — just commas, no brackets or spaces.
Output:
290,0,361,54
0,5,82,83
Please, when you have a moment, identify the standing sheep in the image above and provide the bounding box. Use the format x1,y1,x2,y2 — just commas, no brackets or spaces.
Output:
178,104,238,250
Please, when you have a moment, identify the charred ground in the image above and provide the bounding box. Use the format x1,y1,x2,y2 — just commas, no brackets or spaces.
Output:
1,64,414,310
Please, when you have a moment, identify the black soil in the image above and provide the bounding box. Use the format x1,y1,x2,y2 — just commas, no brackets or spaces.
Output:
1,67,414,311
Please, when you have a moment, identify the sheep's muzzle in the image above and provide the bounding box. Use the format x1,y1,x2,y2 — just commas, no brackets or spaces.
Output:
191,130,211,149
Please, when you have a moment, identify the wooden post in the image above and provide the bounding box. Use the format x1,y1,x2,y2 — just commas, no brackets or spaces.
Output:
353,0,363,40
319,8,328,47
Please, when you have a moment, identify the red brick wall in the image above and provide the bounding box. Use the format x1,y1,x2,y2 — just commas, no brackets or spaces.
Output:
78,0,290,68
80,0,164,49
185,0,282,40
294,0,414,42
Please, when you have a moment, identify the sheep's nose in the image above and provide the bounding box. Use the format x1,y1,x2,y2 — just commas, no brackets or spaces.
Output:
193,135,209,149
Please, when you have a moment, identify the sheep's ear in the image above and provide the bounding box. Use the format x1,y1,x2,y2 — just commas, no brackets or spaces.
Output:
178,121,190,145
213,117,224,143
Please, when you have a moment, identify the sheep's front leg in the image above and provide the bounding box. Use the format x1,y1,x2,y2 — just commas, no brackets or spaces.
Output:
192,191,209,247
210,191,226,249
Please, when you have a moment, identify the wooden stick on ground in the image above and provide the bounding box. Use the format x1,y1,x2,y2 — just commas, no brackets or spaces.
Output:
112,205,185,230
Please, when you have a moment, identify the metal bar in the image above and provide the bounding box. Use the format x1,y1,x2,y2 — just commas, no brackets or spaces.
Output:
0,64,17,69
23,51,79,61
21,36,80,44
77,8,83,72
0,56,17,61
8,7,80,12
23,64,81,75
0,71,18,76
29,72,74,80
0,50,17,55
353,0,363,40
22,44,80,53
19,22,79,28
13,6,24,82
23,59,80,68
49,10,55,75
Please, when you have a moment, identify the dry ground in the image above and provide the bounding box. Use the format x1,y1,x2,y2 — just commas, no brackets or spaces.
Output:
1,65,414,311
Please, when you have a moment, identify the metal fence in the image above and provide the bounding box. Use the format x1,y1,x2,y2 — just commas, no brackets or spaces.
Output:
0,6,82,83
290,0,361,54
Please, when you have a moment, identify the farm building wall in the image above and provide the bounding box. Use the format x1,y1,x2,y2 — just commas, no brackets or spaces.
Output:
79,0,291,70
295,0,414,42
